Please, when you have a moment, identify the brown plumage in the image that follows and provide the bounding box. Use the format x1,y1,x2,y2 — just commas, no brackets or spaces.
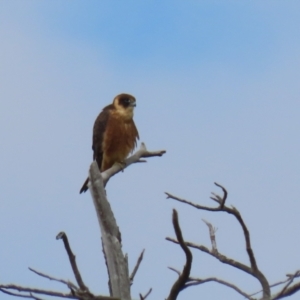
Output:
79,93,139,193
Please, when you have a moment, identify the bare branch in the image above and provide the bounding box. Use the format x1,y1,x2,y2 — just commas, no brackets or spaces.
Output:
101,143,166,186
56,232,89,293
167,236,254,276
213,182,227,208
167,266,253,299
139,288,152,300
166,183,271,299
210,194,221,205
202,219,218,254
276,271,300,297
273,282,300,299
0,284,120,300
130,249,145,284
0,289,33,299
230,206,258,270
250,278,289,297
28,267,78,291
272,271,300,299
166,209,192,300
165,192,214,210
185,277,254,299
0,284,76,299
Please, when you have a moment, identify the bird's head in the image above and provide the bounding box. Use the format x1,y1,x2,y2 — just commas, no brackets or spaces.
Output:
113,93,136,119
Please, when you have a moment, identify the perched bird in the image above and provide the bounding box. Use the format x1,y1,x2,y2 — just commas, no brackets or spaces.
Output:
79,93,139,193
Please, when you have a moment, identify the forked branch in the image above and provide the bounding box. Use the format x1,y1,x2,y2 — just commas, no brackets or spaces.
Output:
272,270,300,299
0,232,119,300
166,183,271,299
139,288,152,300
168,266,253,298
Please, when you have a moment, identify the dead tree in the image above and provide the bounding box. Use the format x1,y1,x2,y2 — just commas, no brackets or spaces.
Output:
0,143,165,300
165,183,300,300
1,144,300,300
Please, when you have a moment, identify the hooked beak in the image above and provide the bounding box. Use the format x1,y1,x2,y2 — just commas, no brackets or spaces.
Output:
129,101,136,107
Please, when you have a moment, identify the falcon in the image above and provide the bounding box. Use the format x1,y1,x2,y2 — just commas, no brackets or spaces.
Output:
79,93,139,193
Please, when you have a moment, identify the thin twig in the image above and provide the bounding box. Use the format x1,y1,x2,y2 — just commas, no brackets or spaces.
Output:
56,232,89,292
0,284,119,300
139,288,152,300
0,285,76,299
166,267,253,299
168,267,181,276
28,267,78,291
29,293,46,300
166,209,192,300
278,272,298,296
250,279,288,297
166,237,253,276
250,270,300,298
0,289,33,299
130,249,145,284
184,277,254,299
213,182,227,208
273,271,300,299
273,281,300,299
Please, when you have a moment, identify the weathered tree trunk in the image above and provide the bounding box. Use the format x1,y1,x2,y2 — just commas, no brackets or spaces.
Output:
89,161,131,300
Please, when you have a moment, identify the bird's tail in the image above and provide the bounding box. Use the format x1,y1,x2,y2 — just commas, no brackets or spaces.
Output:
79,177,89,194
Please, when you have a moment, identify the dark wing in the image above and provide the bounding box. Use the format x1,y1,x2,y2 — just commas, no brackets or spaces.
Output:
92,104,113,170
130,119,139,149
133,120,139,143
79,104,112,194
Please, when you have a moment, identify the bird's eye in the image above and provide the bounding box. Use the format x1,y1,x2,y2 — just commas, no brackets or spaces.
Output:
125,98,130,103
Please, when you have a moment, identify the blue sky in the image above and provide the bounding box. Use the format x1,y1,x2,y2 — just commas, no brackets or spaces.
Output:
1,1,300,299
